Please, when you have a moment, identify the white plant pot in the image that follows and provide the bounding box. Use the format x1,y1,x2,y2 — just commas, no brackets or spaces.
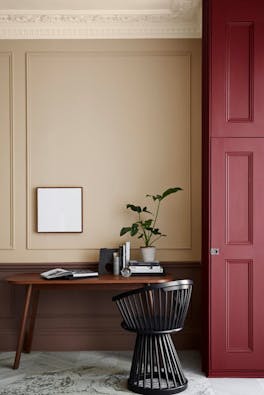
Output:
141,246,156,262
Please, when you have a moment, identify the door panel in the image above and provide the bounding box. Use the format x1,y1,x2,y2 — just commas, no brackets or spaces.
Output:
211,0,264,137
210,138,264,371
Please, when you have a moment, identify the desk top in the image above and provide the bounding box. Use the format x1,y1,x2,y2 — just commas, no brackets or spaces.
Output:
6,273,174,286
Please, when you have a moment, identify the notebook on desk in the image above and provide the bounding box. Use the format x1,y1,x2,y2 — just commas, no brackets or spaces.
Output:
40,268,99,280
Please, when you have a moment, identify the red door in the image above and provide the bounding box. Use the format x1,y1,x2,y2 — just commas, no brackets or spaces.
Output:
210,138,264,375
205,0,264,376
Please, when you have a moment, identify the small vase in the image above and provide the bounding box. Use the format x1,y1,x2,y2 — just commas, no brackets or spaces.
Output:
141,246,156,262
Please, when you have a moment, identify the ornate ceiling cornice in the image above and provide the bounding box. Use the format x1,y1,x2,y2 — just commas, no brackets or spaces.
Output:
0,4,202,39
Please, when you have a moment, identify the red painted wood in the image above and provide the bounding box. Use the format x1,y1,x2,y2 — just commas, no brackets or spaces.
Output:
204,0,264,376
210,138,264,372
226,260,253,352
227,23,253,122
225,152,253,244
201,0,211,375
210,0,264,137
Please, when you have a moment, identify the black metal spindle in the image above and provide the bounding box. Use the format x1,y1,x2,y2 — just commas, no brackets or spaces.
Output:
169,291,174,329
146,290,153,331
127,295,138,329
139,293,147,330
172,290,180,329
132,294,143,331
130,334,140,383
119,299,131,328
167,335,186,386
116,299,131,328
163,333,177,387
150,335,154,389
158,334,170,388
164,290,168,331
137,335,144,387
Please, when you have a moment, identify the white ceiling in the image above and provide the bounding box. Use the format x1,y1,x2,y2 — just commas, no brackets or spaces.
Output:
0,0,202,39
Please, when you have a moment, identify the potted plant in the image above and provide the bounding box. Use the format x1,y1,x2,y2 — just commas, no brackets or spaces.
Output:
120,187,182,262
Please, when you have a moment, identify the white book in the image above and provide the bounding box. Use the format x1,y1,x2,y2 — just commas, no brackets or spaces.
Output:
125,241,130,265
70,269,98,278
122,244,126,269
130,266,164,273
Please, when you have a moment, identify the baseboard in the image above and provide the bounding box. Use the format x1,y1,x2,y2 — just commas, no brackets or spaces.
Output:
208,370,264,378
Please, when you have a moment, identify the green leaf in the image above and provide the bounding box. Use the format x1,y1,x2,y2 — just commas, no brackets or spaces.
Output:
138,234,144,239
152,228,161,235
127,204,142,213
143,219,152,228
142,206,152,214
160,187,183,200
130,223,139,236
146,194,162,202
120,227,131,236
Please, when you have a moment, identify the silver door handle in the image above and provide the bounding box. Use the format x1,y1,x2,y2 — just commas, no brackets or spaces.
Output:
210,248,220,255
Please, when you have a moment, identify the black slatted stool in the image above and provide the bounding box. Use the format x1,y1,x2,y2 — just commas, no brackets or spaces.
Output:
112,279,193,395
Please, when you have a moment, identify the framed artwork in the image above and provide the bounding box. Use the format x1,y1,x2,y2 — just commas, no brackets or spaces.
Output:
37,187,83,233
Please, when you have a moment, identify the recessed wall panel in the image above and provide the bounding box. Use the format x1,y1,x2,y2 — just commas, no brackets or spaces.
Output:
227,23,254,122
226,260,253,352
226,152,253,244
27,51,192,250
0,53,13,249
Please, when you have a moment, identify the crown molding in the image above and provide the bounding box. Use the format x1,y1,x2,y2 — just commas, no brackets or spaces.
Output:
0,7,202,39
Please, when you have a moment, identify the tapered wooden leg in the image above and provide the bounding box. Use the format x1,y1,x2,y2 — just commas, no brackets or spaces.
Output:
13,284,33,369
23,288,39,353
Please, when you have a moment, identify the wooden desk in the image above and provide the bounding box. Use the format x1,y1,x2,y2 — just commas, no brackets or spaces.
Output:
6,273,173,369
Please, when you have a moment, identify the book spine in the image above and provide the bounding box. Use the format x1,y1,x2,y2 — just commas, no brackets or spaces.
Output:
122,244,126,269
130,266,163,273
125,241,130,266
129,260,160,266
119,246,123,271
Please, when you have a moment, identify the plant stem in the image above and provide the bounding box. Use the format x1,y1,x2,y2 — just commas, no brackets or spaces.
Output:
149,234,163,247
138,212,148,246
152,200,161,232
145,199,161,246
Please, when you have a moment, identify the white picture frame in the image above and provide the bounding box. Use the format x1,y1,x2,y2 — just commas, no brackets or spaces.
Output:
37,187,83,233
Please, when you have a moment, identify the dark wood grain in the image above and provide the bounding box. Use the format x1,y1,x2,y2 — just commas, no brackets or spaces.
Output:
6,273,173,286
0,262,201,352
13,285,33,369
7,272,175,368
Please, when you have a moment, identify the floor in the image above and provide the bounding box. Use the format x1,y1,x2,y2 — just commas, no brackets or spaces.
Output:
0,351,263,395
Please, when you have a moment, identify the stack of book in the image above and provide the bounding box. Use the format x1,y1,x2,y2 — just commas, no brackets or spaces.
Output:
117,243,164,276
119,241,131,271
129,260,164,275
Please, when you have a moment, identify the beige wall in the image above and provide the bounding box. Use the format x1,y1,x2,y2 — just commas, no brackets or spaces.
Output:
0,39,201,263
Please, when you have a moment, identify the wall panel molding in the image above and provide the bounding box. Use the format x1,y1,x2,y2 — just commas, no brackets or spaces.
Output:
0,52,15,250
25,50,193,252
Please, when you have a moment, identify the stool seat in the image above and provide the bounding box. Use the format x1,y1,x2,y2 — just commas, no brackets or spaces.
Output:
113,279,193,395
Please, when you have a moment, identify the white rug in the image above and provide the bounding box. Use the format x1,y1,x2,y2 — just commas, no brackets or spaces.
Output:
0,351,214,395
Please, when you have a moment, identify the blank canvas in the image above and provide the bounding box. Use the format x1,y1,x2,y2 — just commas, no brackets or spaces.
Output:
37,187,83,232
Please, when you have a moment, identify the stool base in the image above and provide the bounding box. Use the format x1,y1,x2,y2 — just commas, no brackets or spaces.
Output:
128,333,188,395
